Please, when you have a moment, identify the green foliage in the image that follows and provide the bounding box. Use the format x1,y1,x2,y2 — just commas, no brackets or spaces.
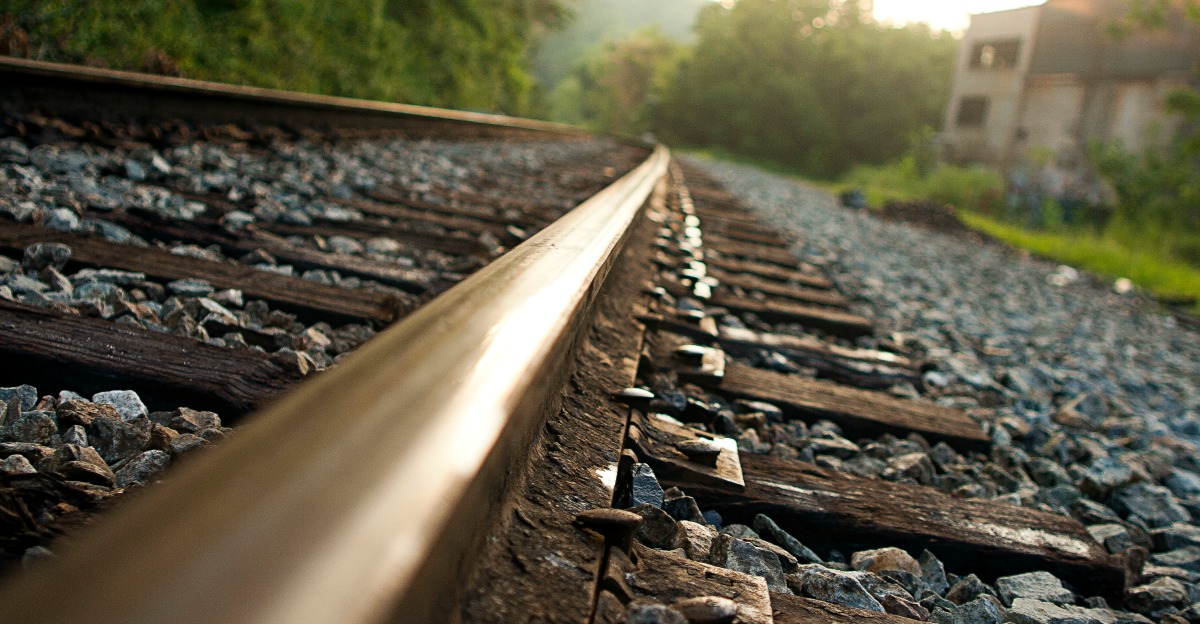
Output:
0,0,566,113
1085,0,1200,271
960,212,1200,312
839,155,1004,214
531,0,708,88
652,0,957,178
548,27,685,136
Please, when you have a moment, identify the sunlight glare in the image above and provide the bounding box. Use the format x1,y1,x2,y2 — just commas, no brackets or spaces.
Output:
871,0,1045,34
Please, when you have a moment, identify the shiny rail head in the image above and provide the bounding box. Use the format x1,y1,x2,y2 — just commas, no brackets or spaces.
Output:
0,146,671,624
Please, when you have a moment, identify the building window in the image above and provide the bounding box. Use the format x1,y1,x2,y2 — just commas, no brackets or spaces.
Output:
969,38,1021,70
956,96,989,128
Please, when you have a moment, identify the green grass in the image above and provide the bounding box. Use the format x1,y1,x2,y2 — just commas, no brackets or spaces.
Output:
838,158,1004,212
680,146,812,180
959,212,1200,312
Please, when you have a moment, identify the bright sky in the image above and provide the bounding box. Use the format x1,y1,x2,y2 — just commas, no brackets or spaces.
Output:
872,0,1044,34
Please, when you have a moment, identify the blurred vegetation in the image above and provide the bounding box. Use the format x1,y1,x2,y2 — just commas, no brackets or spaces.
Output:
531,0,707,89
548,27,687,136
551,0,957,179
961,213,1200,311
0,0,568,113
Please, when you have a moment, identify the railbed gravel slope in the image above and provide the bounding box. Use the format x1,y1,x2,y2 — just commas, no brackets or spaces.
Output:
695,158,1199,445
679,158,1200,623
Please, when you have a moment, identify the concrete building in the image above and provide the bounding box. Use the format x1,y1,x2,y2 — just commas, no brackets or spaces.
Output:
942,0,1199,178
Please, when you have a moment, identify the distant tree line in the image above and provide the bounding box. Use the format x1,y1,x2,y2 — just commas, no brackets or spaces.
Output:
0,0,568,114
550,0,958,178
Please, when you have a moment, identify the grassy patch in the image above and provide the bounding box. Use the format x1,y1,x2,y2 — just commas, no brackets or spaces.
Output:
959,212,1200,311
838,158,1004,213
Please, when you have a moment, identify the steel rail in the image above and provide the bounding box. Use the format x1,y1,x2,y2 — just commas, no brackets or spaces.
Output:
0,56,589,139
0,141,670,622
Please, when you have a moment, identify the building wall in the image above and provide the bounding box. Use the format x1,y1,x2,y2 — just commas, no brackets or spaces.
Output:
942,6,1043,164
944,0,1199,172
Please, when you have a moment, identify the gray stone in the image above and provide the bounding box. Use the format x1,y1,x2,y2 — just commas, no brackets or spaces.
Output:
920,550,951,596
21,243,71,272
789,566,885,612
946,574,996,605
672,520,718,562
0,385,38,412
88,415,152,464
709,534,788,593
922,592,957,613
1079,458,1135,498
744,536,800,572
662,494,706,524
851,547,923,577
956,596,1005,624
167,278,214,297
1072,499,1123,525
623,602,688,624
671,596,737,624
995,571,1075,607
124,159,147,181
91,390,148,422
364,237,402,255
1154,547,1200,573
21,545,54,570
843,455,889,478
1029,458,1074,488
719,524,759,540
752,513,823,564
45,208,81,232
74,268,145,286
1,410,57,445
1111,483,1191,528
0,454,36,475
629,463,665,508
1006,599,1091,624
630,504,680,549
60,424,87,447
802,435,860,459
327,235,364,255
1087,524,1134,554
1127,577,1189,616
850,571,916,607
1153,524,1200,551
929,441,960,470
1167,470,1200,500
114,450,171,487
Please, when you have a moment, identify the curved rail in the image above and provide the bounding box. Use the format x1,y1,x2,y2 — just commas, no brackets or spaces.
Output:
0,133,670,621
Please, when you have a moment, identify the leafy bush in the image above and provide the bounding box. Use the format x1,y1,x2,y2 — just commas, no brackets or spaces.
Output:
0,0,567,113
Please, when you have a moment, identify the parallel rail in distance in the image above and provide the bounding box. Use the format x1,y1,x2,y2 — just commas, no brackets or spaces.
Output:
0,58,670,623
0,56,590,140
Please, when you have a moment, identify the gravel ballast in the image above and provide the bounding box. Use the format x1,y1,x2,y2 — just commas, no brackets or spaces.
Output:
640,158,1200,623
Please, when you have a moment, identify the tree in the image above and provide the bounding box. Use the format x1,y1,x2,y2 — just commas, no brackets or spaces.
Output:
549,27,685,136
0,0,569,113
651,0,957,178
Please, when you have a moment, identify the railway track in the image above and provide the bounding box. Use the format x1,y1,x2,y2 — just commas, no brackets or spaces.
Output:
0,57,1187,624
